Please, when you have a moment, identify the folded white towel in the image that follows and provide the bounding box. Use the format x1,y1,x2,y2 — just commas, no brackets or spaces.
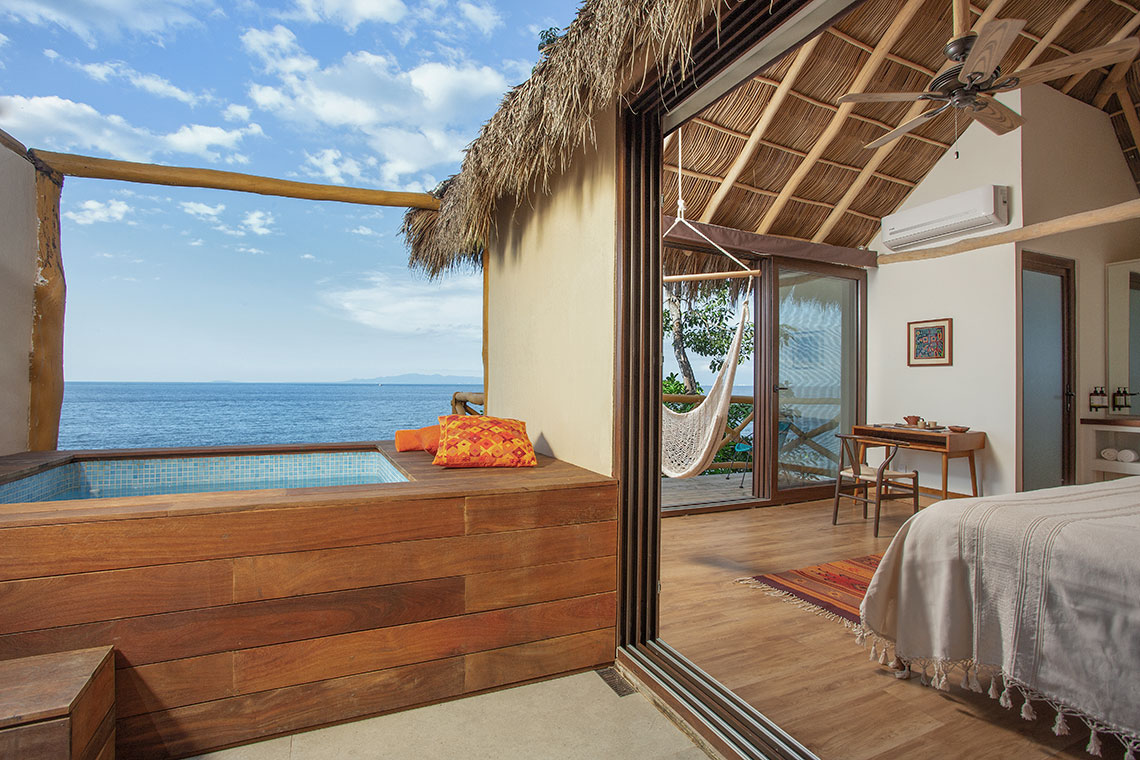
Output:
1117,449,1138,463
1101,448,1119,461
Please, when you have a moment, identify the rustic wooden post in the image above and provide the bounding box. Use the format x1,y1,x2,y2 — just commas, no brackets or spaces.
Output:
27,162,65,451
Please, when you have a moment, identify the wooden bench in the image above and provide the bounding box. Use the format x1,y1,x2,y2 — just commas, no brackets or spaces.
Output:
0,647,114,760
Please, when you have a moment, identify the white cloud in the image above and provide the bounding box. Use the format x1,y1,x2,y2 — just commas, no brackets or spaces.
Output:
300,253,316,260
458,1,500,35
351,225,376,236
72,59,204,105
181,201,224,219
322,272,481,338
225,153,250,165
0,32,8,48
64,199,131,225
290,0,407,31
242,210,274,235
240,27,508,186
188,238,204,246
223,104,251,122
43,48,59,59
303,148,365,185
237,246,266,255
3,0,211,44
0,95,261,163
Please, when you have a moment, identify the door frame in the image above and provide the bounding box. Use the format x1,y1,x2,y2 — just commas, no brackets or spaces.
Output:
614,1,865,757
1019,250,1076,488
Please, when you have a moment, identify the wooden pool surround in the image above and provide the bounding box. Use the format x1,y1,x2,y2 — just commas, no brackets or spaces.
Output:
0,441,618,759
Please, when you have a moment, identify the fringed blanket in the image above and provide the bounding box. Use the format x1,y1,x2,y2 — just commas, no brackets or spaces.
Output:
859,477,1140,758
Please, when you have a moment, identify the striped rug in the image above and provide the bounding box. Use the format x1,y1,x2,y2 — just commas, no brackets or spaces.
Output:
737,554,882,625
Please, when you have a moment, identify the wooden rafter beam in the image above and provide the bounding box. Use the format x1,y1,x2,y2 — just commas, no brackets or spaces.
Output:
700,36,820,223
664,164,880,222
811,0,1012,244
1116,86,1140,153
825,28,936,77
30,151,442,210
1018,0,1093,71
1095,57,1140,108
1061,9,1140,93
879,197,1140,264
754,0,926,235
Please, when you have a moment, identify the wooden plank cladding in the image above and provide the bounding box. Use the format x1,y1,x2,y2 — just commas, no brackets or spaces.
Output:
0,447,618,759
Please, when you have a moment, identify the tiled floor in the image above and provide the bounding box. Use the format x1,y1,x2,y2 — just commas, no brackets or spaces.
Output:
188,671,710,760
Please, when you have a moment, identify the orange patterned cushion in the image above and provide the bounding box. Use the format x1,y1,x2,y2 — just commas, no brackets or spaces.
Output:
432,414,537,468
393,425,441,454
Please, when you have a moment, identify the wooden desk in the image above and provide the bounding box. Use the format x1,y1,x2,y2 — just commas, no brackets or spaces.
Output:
852,425,987,500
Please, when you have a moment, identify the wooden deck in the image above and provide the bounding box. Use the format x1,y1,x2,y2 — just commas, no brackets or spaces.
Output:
0,443,618,759
661,472,755,509
659,499,1110,760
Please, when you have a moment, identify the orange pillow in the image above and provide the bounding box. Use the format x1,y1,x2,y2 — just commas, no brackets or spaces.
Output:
432,414,537,468
394,425,441,453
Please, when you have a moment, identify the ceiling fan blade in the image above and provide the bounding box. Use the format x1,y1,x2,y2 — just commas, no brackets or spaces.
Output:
838,92,932,104
864,106,948,150
969,96,1025,135
959,19,1026,85
1006,37,1140,89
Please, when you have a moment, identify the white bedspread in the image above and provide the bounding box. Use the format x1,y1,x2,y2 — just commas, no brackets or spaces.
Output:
861,477,1140,748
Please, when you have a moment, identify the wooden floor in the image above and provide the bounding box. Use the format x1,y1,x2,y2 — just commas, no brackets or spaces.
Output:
659,498,1116,760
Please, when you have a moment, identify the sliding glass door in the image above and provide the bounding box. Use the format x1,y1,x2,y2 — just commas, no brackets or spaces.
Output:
771,264,863,500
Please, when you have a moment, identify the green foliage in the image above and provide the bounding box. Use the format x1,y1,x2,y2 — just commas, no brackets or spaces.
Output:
537,27,564,54
674,287,754,373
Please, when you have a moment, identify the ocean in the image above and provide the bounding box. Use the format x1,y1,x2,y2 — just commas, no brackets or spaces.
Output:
57,382,484,451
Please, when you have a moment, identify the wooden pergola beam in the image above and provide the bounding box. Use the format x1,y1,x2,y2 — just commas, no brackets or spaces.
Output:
811,0,1012,244
30,151,442,210
754,0,926,235
1061,9,1140,93
700,36,820,223
28,166,65,451
878,197,1140,264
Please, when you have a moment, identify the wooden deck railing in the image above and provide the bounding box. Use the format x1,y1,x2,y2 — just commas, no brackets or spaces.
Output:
451,391,485,416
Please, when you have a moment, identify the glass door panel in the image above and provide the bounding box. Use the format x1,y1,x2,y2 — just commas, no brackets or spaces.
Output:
775,268,858,493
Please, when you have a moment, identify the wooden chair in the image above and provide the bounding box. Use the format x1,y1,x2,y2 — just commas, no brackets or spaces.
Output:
832,433,919,537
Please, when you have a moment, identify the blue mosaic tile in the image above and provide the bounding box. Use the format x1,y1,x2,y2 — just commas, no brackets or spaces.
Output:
0,450,408,504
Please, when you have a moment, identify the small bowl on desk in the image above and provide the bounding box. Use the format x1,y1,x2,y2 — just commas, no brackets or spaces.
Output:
948,425,970,433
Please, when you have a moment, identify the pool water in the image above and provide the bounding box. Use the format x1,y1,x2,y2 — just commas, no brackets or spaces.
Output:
0,450,408,503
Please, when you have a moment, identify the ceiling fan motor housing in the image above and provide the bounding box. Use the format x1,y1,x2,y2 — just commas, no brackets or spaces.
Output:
944,32,977,63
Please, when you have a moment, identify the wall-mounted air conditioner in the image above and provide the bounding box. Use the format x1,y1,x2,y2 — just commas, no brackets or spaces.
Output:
881,185,1010,251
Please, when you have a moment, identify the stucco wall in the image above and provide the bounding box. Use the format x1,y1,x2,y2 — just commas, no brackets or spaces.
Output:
0,147,36,455
1019,84,1140,483
867,91,1023,496
484,106,617,477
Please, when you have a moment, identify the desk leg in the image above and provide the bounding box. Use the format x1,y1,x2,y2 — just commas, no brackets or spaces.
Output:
941,455,949,501
968,453,979,497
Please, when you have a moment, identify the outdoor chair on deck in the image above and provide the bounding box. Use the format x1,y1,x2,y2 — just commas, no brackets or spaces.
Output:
832,433,919,537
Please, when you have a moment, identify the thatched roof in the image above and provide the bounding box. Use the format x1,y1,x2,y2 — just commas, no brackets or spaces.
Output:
405,0,1140,276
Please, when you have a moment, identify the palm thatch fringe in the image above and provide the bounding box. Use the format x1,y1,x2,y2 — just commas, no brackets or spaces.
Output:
403,0,734,277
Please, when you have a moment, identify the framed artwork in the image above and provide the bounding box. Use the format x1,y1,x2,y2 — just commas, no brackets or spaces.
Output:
907,318,953,366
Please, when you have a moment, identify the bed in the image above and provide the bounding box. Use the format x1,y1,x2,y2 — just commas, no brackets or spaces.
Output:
859,477,1140,757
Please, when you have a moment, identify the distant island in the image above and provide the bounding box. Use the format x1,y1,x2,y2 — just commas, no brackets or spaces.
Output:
344,373,484,385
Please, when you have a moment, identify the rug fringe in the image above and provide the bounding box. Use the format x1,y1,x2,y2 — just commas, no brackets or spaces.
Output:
734,577,860,631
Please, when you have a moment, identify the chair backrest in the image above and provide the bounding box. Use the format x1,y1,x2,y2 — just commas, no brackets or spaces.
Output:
835,433,901,477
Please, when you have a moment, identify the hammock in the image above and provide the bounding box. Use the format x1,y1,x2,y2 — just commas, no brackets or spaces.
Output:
661,299,749,479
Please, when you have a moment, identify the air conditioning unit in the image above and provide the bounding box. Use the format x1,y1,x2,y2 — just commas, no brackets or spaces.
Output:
881,185,1010,251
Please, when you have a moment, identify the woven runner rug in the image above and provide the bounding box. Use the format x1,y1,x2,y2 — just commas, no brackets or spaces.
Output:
736,554,882,626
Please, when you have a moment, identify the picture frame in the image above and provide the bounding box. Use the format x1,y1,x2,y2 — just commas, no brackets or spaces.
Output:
907,318,953,367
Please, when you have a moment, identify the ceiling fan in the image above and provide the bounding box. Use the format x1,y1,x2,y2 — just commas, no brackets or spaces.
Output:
838,4,1140,150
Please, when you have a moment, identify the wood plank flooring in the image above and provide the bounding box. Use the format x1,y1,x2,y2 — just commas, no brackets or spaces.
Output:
659,498,1119,760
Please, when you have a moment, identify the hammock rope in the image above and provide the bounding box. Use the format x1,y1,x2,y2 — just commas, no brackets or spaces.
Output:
661,124,756,479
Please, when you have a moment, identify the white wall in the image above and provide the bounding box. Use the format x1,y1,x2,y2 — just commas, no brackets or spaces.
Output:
484,106,617,476
0,147,37,455
1019,85,1140,483
867,92,1024,496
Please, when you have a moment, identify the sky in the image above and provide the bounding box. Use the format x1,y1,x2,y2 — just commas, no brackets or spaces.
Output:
0,0,581,382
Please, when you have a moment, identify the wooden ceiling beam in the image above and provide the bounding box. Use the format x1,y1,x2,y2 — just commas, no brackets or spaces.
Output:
1095,58,1140,108
1061,9,1140,93
825,28,936,77
688,117,917,187
664,163,879,221
700,37,820,223
811,0,1012,244
1115,86,1140,154
755,0,927,234
1017,0,1093,71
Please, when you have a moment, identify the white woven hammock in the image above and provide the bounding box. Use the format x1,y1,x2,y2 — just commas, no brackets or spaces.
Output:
661,300,749,479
